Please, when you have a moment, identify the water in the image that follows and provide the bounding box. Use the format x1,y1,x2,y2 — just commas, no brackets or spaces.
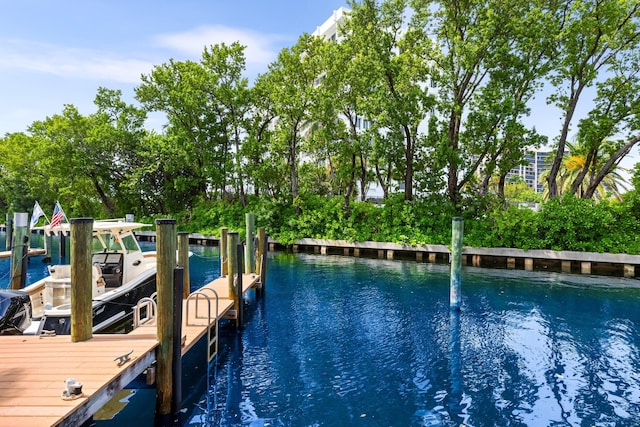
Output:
2,233,640,426
186,253,640,427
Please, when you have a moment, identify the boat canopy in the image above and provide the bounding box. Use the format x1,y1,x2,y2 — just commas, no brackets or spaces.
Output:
45,220,152,236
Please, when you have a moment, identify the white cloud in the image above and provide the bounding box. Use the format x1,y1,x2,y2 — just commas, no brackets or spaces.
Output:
154,25,286,71
0,38,155,84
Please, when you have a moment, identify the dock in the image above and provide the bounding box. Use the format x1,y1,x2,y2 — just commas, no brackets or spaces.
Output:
0,273,261,427
0,248,46,259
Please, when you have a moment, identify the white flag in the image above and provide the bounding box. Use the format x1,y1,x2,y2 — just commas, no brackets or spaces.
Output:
31,201,45,227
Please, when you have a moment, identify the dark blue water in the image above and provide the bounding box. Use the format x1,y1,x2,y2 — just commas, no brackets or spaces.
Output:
3,233,640,426
180,252,640,427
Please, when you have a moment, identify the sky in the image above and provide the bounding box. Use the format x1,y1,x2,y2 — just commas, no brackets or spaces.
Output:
0,0,347,134
0,1,636,183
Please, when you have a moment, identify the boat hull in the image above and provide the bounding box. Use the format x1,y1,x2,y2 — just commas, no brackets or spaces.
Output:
39,273,157,335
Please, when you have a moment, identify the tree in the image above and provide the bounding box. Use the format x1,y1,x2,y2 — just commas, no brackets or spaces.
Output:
421,0,558,207
136,43,250,206
261,34,326,209
546,0,640,198
342,0,436,201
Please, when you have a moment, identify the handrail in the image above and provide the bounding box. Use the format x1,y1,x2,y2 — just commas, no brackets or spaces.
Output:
185,288,220,362
134,296,157,327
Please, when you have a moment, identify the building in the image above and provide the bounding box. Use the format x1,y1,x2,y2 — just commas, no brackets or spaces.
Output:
506,150,554,193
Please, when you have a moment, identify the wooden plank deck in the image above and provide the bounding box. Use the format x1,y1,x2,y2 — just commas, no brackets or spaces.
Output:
0,273,261,426
181,274,260,354
0,332,158,427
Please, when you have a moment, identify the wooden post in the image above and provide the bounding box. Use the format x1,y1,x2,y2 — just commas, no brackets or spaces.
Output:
354,248,360,257
43,231,52,263
155,219,176,426
416,252,423,261
561,260,571,273
256,228,267,294
245,213,255,274
387,250,394,259
321,246,327,255
227,232,239,327
507,257,516,269
59,231,67,260
220,227,228,276
10,213,29,290
70,218,93,342
5,212,12,251
236,242,244,327
172,267,184,415
581,262,591,275
177,232,190,299
450,217,463,311
428,253,437,262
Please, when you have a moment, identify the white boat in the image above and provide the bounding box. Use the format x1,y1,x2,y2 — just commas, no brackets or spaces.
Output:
0,220,158,335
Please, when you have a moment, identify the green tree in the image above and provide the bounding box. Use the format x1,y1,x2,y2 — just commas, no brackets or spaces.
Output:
546,0,640,198
261,34,326,208
421,0,557,207
342,0,436,201
136,43,250,207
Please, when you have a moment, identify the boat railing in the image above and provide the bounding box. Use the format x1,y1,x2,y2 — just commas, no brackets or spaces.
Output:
133,296,157,327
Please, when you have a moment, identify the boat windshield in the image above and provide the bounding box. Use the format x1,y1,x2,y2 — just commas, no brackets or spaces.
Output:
92,233,121,252
120,234,140,253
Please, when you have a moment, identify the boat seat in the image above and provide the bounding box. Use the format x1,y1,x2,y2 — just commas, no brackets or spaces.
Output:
43,264,106,308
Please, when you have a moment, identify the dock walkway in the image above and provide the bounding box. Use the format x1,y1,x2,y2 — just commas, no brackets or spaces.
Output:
0,274,260,427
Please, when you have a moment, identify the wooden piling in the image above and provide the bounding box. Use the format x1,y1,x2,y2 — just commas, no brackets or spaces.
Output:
227,232,240,327
43,231,52,263
59,231,68,260
236,242,244,327
220,227,228,276
245,213,255,274
177,232,190,299
172,266,184,415
70,218,93,342
450,217,463,311
9,213,29,290
257,228,267,294
155,219,177,426
5,212,12,251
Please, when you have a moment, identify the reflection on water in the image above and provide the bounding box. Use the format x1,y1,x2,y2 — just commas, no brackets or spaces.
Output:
185,252,640,427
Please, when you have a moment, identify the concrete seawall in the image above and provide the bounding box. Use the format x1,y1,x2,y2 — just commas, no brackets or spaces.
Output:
133,231,640,279
4,227,637,279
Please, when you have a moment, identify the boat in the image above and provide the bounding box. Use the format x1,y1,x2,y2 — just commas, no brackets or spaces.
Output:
0,220,158,335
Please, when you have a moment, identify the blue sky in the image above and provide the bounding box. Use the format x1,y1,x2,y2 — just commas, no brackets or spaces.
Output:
0,0,347,134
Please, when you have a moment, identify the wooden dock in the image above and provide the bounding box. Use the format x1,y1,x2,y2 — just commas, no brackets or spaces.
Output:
0,248,46,259
0,273,261,427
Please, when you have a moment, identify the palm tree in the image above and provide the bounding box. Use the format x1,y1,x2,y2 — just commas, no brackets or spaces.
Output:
539,141,627,201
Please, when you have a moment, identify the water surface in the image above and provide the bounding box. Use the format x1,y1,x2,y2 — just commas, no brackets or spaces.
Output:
2,234,639,426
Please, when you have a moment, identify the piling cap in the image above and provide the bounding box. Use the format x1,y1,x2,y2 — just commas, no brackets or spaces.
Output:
453,217,464,222
70,218,93,224
155,219,176,225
